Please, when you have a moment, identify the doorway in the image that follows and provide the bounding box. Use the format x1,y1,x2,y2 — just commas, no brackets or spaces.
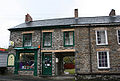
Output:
55,52,75,75
42,53,52,75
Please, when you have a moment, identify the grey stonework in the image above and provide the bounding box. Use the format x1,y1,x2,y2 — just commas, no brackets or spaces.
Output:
76,74,120,81
75,27,90,73
52,52,56,76
41,28,74,50
9,26,120,79
90,27,120,73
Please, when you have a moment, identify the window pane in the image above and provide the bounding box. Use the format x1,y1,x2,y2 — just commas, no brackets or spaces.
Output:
65,32,69,45
98,51,108,68
100,31,106,44
44,33,51,47
69,32,73,45
65,32,73,46
19,53,34,70
97,31,106,44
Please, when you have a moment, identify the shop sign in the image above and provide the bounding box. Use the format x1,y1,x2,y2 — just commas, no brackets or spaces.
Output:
7,54,15,66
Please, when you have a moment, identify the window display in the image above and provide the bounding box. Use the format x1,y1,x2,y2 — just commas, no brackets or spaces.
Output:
19,53,34,70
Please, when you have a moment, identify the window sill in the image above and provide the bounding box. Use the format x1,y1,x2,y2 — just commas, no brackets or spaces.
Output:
98,67,110,70
23,46,32,48
96,44,108,46
43,46,52,48
64,45,74,47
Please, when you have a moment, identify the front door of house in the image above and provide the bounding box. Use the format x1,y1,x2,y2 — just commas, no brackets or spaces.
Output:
42,53,52,75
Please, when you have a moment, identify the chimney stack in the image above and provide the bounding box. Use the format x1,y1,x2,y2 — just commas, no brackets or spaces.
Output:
74,9,78,18
25,13,33,23
109,9,116,16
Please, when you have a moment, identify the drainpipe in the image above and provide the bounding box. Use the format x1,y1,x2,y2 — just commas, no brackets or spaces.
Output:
88,25,92,73
40,27,42,75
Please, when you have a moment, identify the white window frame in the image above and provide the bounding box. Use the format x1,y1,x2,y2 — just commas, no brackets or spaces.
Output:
117,30,120,44
97,51,110,69
96,30,108,45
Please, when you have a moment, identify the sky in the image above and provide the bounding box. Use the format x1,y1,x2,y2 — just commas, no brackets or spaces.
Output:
0,0,120,48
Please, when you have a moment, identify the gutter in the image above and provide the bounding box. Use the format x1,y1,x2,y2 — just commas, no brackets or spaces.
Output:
71,22,120,27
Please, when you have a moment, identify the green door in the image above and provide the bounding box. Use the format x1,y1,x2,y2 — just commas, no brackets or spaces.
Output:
42,53,52,75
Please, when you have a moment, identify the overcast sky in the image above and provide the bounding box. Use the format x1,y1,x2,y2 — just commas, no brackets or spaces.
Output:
0,0,120,48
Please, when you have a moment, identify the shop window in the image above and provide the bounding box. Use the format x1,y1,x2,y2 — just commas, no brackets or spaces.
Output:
64,31,74,47
96,30,108,45
19,53,34,70
43,32,52,47
23,34,32,47
97,51,110,69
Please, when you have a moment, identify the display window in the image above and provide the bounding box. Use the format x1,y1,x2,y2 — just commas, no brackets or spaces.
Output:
19,53,34,70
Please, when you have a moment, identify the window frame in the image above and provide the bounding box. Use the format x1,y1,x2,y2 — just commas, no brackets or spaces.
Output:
97,51,110,69
43,32,52,47
117,30,120,44
23,33,32,47
63,31,74,47
96,30,108,45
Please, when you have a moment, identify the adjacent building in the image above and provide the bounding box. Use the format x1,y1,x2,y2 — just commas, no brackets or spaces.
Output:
8,9,120,79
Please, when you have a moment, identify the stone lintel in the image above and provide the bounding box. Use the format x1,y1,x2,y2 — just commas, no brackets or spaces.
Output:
96,48,110,51
62,29,75,32
22,31,34,34
41,49,75,52
42,30,54,32
93,28,107,30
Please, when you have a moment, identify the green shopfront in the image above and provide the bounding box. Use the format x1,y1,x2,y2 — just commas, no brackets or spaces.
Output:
14,47,38,76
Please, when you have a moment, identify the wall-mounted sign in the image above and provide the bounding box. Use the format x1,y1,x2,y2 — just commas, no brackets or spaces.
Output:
7,54,15,66
9,41,14,47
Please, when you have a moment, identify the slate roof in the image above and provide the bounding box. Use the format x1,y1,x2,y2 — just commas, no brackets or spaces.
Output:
9,15,120,30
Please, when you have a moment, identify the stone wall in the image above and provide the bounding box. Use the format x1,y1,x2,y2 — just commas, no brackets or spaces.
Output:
74,26,120,75
8,30,41,75
75,27,90,73
8,26,120,78
41,28,75,50
76,74,120,81
90,27,120,73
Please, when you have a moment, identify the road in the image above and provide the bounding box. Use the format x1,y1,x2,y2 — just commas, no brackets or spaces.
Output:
0,75,74,81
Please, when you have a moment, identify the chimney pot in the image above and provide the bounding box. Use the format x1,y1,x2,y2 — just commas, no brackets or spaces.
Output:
74,9,78,18
25,13,33,23
109,9,116,16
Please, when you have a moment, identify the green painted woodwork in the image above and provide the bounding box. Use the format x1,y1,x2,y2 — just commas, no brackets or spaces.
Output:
43,32,52,47
42,53,52,75
14,51,19,74
14,49,38,76
64,31,75,47
34,50,38,76
14,47,38,50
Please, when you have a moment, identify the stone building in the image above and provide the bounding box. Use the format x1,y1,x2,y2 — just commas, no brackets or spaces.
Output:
8,9,120,80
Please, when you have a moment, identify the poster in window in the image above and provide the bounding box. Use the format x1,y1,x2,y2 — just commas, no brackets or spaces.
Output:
7,54,15,66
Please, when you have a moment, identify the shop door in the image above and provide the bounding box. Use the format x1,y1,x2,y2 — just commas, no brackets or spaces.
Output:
42,53,52,75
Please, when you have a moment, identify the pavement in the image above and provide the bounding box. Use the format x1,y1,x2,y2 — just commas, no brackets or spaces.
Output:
0,74,75,81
